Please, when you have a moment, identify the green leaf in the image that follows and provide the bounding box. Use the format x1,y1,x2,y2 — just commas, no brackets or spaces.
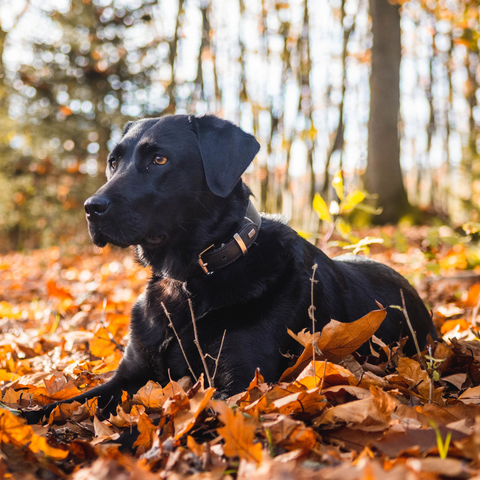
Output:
313,193,332,222
341,190,366,213
354,203,383,215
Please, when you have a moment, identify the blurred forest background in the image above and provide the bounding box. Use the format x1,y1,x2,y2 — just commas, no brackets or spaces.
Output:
0,0,479,251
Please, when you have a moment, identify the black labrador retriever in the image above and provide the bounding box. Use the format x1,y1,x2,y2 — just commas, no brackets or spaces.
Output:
25,114,435,423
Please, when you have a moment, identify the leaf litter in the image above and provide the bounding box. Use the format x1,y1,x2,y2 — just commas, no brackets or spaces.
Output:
2,231,480,478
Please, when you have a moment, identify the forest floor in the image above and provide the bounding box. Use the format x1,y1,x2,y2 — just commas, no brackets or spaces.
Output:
2,225,480,479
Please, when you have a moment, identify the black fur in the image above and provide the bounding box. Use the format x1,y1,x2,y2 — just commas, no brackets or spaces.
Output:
25,114,435,424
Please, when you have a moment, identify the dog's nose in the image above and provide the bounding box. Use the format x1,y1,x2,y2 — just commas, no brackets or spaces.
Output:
84,196,110,218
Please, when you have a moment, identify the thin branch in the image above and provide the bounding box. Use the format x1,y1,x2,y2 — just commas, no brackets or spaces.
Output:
319,359,327,393
308,264,318,387
398,290,435,404
188,299,213,388
162,302,198,382
400,289,426,370
205,329,226,384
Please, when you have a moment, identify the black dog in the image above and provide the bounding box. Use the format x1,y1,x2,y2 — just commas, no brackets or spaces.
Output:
26,115,435,423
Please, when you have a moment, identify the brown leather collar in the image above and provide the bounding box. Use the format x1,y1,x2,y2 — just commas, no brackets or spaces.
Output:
198,200,262,275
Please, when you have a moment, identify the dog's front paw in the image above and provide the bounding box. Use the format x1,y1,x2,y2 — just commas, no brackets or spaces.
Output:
23,406,53,425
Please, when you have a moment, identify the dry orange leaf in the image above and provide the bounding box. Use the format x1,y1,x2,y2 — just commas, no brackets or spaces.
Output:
465,284,480,307
441,318,471,335
133,411,157,454
48,401,82,425
286,328,318,348
263,414,317,451
109,404,145,428
281,307,386,382
46,279,73,300
214,401,263,464
174,383,215,440
268,387,327,417
316,307,387,362
0,410,68,460
132,380,169,411
89,327,118,358
295,360,356,389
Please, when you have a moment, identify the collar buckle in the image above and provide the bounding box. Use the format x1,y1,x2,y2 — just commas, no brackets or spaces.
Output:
197,200,261,276
198,244,215,275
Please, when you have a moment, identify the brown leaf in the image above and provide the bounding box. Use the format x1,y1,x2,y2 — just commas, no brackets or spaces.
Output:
109,404,145,428
373,424,468,457
396,357,443,403
316,307,387,363
174,381,215,440
395,403,480,428
267,387,327,417
459,385,480,404
280,307,386,381
286,328,318,347
214,401,263,464
93,415,115,437
316,386,398,431
262,415,317,451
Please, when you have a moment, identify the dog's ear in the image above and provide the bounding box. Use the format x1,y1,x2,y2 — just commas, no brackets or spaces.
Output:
123,121,135,136
194,115,260,198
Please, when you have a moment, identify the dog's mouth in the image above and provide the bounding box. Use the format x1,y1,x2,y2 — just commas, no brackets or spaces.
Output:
88,224,165,250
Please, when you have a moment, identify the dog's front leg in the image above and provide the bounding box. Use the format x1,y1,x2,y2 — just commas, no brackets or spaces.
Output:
24,340,162,424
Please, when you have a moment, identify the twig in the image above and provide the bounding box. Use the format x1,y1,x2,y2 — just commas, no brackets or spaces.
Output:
399,289,432,403
205,329,226,384
319,359,327,393
308,264,319,387
189,299,213,388
428,345,434,403
399,290,426,369
162,302,198,382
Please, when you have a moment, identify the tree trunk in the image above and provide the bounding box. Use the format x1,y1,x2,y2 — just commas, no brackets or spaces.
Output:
365,0,410,224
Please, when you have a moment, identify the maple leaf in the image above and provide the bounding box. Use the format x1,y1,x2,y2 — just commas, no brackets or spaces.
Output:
132,380,169,411
133,411,158,454
214,401,263,464
0,410,68,460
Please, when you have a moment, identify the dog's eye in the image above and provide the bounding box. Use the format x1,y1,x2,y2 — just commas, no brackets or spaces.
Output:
153,156,167,165
110,159,117,169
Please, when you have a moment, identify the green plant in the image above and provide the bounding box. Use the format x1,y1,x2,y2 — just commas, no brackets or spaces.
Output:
311,171,382,253
429,419,451,459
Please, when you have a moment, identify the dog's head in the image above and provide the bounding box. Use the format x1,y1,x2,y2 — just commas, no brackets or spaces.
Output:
84,115,260,254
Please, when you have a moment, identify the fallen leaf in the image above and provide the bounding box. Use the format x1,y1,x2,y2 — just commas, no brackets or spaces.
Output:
280,307,386,381
214,401,263,464
0,410,68,460
133,411,157,454
316,386,397,431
